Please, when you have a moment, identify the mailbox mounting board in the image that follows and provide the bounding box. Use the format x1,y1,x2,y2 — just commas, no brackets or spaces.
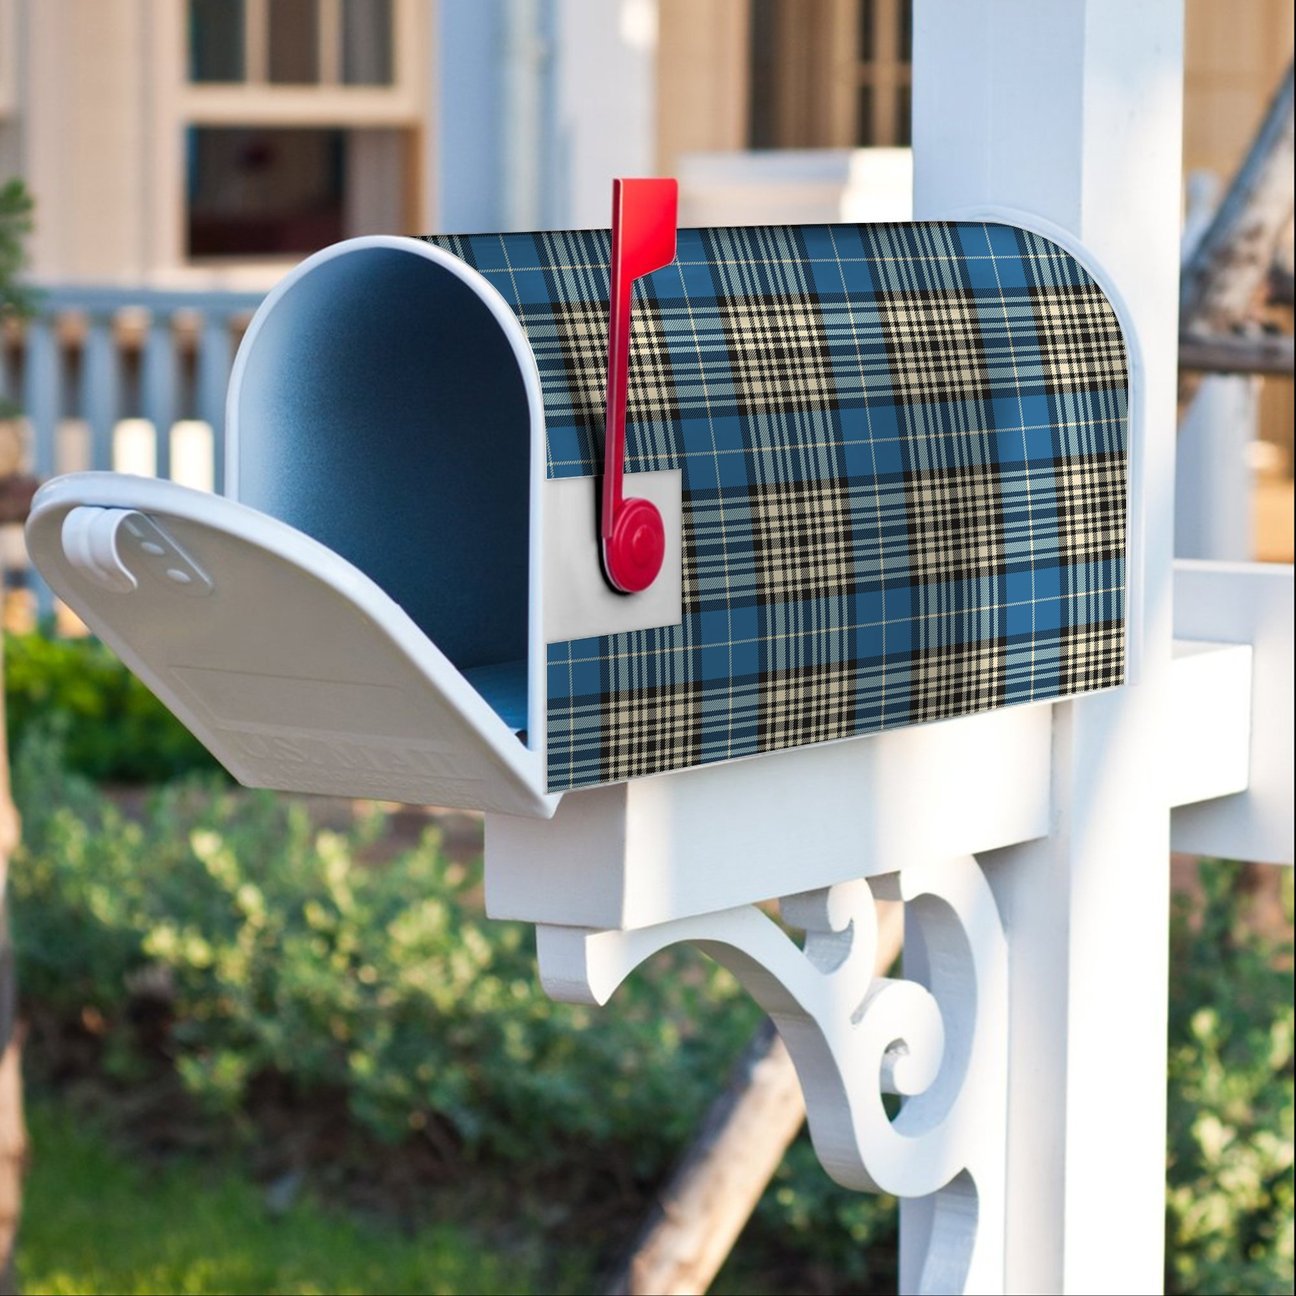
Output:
428,221,1130,793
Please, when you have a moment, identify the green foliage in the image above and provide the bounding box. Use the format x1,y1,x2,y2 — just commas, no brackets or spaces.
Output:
0,177,34,315
4,631,222,783
10,726,1293,1292
10,728,759,1172
19,1101,551,1295
0,176,36,418
1166,861,1294,1296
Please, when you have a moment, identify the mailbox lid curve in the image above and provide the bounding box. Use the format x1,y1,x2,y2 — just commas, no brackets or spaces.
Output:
26,473,557,819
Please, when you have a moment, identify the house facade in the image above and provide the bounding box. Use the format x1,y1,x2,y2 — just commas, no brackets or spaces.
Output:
0,1,1289,563
1,0,1288,283
0,0,431,288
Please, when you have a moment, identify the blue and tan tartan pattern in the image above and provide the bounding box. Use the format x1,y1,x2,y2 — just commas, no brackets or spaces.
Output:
425,223,1129,793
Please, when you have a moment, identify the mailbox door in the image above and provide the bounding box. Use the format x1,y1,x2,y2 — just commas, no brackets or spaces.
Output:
26,473,556,818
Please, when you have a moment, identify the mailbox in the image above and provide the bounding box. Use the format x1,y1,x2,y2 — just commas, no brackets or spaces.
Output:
27,189,1130,818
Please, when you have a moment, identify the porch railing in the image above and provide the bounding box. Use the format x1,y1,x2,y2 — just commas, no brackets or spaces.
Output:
1,284,265,618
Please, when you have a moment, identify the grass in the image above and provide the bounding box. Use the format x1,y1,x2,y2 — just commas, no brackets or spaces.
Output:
17,1101,553,1295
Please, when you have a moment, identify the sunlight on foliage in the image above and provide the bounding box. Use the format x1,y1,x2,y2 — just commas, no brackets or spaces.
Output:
8,698,1294,1294
19,1104,537,1296
10,723,759,1169
1166,862,1294,1296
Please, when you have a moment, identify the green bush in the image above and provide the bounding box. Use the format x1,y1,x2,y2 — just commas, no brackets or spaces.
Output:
11,726,759,1171
9,724,1292,1293
11,724,899,1289
4,630,221,783
724,1137,898,1294
1166,861,1294,1295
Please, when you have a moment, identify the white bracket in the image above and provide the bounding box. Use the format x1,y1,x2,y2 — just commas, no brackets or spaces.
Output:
536,856,1008,1296
1171,561,1295,864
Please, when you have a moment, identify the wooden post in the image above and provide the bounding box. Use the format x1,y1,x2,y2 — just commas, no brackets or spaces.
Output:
608,1020,806,1296
912,3,1183,1291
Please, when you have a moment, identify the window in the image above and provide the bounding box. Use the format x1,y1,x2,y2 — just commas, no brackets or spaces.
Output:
748,0,912,149
190,0,247,82
187,0,394,87
166,0,422,265
187,127,345,256
269,0,320,84
342,0,394,85
856,0,911,145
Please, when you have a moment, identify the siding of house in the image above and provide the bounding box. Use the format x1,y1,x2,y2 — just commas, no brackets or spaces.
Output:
2,0,430,289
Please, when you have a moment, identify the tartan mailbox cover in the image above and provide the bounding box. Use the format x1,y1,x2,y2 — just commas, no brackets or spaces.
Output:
26,216,1129,814
428,220,1129,791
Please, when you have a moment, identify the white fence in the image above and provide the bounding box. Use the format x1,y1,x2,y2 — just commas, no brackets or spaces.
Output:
1,285,264,615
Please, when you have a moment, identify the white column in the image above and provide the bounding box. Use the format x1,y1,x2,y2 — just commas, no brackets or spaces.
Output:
434,1,656,233
1175,377,1259,561
550,0,657,227
911,4,1183,1293
434,0,509,231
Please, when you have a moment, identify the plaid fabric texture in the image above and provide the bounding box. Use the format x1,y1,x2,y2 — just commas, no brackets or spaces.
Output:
425,222,1129,792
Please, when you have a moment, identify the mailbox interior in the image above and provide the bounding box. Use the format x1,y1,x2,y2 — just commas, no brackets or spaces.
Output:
228,239,543,740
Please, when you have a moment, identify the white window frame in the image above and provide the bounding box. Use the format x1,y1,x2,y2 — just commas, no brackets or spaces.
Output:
150,0,426,281
183,0,423,118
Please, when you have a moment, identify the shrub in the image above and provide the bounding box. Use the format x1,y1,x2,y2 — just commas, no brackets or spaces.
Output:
10,726,759,1171
1166,861,1294,1295
9,725,1293,1292
4,630,221,784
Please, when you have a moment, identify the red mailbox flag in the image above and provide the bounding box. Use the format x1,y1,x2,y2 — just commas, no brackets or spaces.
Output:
601,177,678,593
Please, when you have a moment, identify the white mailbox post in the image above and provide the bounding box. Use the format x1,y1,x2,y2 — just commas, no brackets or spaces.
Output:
21,3,1295,1293
915,4,1179,1290
909,4,1293,1292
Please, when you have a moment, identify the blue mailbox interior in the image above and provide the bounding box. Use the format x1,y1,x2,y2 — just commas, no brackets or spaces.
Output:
233,244,533,733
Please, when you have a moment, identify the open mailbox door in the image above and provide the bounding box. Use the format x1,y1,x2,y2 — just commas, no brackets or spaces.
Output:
28,234,557,818
27,473,556,818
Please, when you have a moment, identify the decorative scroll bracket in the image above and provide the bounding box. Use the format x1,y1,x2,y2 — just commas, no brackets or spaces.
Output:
536,856,1008,1296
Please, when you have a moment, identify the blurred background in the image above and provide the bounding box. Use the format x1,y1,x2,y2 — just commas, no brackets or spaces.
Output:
0,0,1290,594
0,3,1291,1295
